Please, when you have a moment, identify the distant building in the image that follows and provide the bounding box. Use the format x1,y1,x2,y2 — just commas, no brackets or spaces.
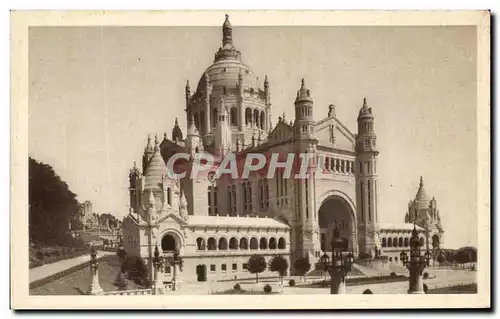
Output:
379,177,445,264
78,201,98,230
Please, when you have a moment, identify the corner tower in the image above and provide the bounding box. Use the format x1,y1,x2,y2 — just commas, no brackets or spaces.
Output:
355,98,380,257
293,78,320,263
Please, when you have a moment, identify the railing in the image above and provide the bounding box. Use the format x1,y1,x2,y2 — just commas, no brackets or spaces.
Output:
103,288,153,296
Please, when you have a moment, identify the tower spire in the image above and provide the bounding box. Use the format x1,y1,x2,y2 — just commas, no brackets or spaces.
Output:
222,14,233,46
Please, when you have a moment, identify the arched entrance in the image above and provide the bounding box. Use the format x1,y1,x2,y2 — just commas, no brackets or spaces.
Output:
318,195,356,253
161,234,177,252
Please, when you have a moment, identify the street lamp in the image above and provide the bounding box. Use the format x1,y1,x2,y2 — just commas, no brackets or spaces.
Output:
152,245,165,294
326,227,354,294
320,253,330,282
87,245,103,295
400,225,432,294
169,249,183,291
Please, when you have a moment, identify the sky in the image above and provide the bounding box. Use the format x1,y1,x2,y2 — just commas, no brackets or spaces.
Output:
28,24,477,249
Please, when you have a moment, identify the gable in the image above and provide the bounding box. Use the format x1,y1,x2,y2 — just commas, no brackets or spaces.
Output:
315,117,355,152
269,121,293,145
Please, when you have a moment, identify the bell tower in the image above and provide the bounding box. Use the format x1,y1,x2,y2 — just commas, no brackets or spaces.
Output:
292,78,320,263
355,98,380,257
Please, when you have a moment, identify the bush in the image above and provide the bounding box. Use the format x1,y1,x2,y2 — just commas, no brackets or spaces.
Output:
53,250,61,257
390,272,396,277
363,289,373,294
233,284,241,291
122,256,148,285
423,283,428,293
35,251,44,260
44,251,52,258
423,272,429,279
264,284,272,293
289,279,296,287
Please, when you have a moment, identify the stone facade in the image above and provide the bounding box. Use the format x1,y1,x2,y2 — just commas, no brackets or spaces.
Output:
122,15,444,284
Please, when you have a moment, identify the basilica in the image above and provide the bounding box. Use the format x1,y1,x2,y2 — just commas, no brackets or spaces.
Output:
122,15,444,283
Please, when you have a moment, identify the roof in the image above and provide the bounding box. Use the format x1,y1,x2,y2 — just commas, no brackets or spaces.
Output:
414,176,431,210
379,223,425,232
188,215,290,229
144,142,167,189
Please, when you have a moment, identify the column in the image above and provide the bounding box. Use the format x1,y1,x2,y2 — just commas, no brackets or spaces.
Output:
408,263,425,294
329,267,346,295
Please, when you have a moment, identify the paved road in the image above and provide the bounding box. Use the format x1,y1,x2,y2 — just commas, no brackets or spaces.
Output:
29,251,115,283
177,269,476,295
282,269,477,294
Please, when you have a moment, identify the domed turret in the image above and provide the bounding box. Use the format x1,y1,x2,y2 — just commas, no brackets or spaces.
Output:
144,135,167,190
414,176,430,210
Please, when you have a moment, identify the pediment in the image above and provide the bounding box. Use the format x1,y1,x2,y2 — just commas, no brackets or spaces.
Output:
156,211,189,226
269,121,293,144
315,116,355,152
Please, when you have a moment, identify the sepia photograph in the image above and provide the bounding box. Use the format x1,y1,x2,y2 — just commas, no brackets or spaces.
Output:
11,10,490,309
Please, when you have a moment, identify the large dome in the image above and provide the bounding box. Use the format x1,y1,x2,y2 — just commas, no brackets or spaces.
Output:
196,59,260,93
194,14,262,95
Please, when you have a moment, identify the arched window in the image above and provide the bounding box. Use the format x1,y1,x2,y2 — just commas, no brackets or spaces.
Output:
259,238,268,250
260,111,265,129
250,237,258,250
239,238,249,250
393,237,398,247
218,237,228,250
212,108,218,127
389,257,392,262
230,107,238,126
196,237,206,250
432,234,440,249
382,238,387,247
243,181,252,214
258,179,269,211
194,113,199,130
399,238,403,247
200,111,205,132
245,108,252,126
278,237,286,249
207,237,217,250
253,110,260,128
419,237,425,247
161,234,176,252
229,237,238,250
404,237,409,247
207,186,218,216
167,187,172,205
269,237,277,249
387,238,392,247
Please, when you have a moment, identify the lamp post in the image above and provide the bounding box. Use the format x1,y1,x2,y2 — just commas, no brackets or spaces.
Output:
152,245,165,295
400,225,431,294
320,253,330,283
170,249,183,291
325,227,354,294
87,245,103,295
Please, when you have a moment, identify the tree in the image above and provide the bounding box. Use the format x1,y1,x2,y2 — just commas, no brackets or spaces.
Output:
294,257,311,282
29,157,80,246
247,254,267,283
269,255,289,284
437,253,446,266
